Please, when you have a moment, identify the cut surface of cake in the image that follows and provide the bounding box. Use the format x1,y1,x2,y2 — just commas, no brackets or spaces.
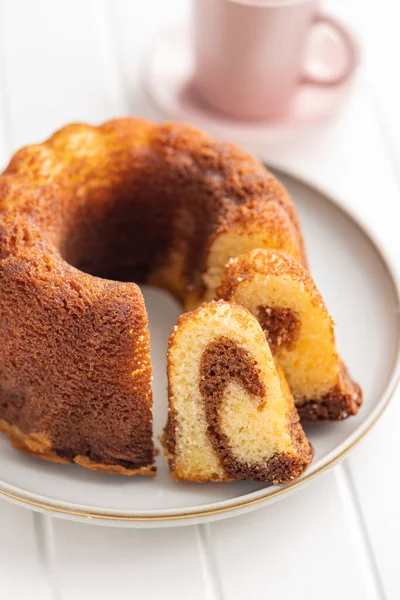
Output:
164,301,313,482
0,118,306,474
216,250,362,421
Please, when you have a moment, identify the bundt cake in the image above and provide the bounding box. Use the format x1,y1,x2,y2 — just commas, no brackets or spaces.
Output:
0,118,306,475
216,250,362,421
164,301,314,482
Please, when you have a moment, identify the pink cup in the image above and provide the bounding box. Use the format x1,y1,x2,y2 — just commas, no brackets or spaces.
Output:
192,0,357,120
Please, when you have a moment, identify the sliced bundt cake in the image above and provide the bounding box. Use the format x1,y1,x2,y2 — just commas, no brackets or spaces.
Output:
0,119,306,474
164,301,313,482
216,250,362,421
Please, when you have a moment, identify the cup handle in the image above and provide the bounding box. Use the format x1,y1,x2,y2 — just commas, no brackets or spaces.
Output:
301,14,359,87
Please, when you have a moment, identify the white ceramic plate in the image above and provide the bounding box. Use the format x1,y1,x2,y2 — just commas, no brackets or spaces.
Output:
1,168,399,528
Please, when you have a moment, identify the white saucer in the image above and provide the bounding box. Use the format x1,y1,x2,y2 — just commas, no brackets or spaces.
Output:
142,24,359,147
0,167,399,528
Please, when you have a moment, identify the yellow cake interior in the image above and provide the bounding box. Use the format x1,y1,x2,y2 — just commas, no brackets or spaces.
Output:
165,301,312,482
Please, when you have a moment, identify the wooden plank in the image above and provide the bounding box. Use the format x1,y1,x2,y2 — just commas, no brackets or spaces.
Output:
345,400,400,600
0,501,52,600
52,519,209,600
208,471,375,600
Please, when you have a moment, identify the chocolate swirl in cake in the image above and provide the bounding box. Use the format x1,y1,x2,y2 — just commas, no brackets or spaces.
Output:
199,336,266,479
198,335,312,481
257,306,300,351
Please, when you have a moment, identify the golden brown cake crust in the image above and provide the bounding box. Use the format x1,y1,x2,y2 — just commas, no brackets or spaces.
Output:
165,449,313,485
216,249,319,303
0,419,155,476
0,246,154,473
296,363,362,421
0,119,305,474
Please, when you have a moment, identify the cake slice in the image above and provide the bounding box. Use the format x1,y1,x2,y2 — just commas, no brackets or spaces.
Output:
216,249,362,421
164,301,313,483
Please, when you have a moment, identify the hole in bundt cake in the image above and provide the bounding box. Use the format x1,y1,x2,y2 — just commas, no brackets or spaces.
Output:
58,164,219,299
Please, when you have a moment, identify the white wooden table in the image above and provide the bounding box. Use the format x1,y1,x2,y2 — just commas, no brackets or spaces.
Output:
1,1,399,598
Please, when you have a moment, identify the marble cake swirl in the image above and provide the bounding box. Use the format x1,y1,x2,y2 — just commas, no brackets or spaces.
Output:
164,301,313,483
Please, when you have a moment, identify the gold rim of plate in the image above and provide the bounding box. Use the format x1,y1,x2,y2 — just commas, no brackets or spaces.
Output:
1,165,399,523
